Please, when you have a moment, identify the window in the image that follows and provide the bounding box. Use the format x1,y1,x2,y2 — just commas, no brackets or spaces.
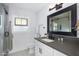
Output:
15,17,28,26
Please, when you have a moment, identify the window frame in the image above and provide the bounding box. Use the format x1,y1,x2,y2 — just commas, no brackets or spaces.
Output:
15,17,28,26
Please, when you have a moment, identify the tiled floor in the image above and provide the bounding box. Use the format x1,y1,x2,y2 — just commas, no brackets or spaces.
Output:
8,48,35,56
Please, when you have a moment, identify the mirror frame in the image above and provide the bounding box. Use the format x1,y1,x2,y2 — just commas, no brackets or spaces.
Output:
47,4,77,38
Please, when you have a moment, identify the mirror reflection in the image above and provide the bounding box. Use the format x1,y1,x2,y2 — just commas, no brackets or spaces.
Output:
49,11,71,32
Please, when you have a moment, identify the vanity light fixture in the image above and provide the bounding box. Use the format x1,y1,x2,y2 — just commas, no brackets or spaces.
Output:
49,3,63,11
49,3,56,11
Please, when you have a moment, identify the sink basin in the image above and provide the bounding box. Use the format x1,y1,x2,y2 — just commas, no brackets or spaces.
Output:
42,38,54,42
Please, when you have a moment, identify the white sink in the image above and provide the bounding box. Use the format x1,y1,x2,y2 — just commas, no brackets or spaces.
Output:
42,38,54,42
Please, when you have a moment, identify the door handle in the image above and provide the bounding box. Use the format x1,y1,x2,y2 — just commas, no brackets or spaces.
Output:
4,32,9,37
39,48,42,54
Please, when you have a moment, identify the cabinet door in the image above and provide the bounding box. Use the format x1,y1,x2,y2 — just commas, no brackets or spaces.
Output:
54,49,67,56
35,40,42,56
39,41,54,56
0,4,5,55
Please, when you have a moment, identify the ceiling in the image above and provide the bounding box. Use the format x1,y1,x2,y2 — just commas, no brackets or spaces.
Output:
5,3,49,13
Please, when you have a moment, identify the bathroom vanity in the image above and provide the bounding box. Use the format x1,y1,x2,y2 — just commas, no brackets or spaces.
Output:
35,36,79,56
35,37,67,56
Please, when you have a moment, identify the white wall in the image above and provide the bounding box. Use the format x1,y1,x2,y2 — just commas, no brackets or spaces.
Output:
37,3,76,37
36,5,48,37
8,6,37,53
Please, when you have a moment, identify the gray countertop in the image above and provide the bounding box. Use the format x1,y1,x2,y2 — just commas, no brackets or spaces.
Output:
35,37,79,56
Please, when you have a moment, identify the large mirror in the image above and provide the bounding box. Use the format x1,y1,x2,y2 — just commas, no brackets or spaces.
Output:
49,11,71,32
47,4,77,37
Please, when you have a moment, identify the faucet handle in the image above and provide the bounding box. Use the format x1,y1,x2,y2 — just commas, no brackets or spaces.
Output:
61,38,64,43
58,37,64,43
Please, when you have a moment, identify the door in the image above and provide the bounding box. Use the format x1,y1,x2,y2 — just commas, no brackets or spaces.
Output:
0,4,13,56
0,4,5,55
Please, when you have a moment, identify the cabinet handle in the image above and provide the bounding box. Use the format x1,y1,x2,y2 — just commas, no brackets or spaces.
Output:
39,48,42,54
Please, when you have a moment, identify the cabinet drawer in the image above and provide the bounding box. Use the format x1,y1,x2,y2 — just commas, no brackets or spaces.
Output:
39,41,54,56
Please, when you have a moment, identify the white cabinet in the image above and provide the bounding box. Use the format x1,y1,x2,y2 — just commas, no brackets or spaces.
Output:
35,40,67,56
39,41,54,56
35,40,42,56
35,40,53,56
